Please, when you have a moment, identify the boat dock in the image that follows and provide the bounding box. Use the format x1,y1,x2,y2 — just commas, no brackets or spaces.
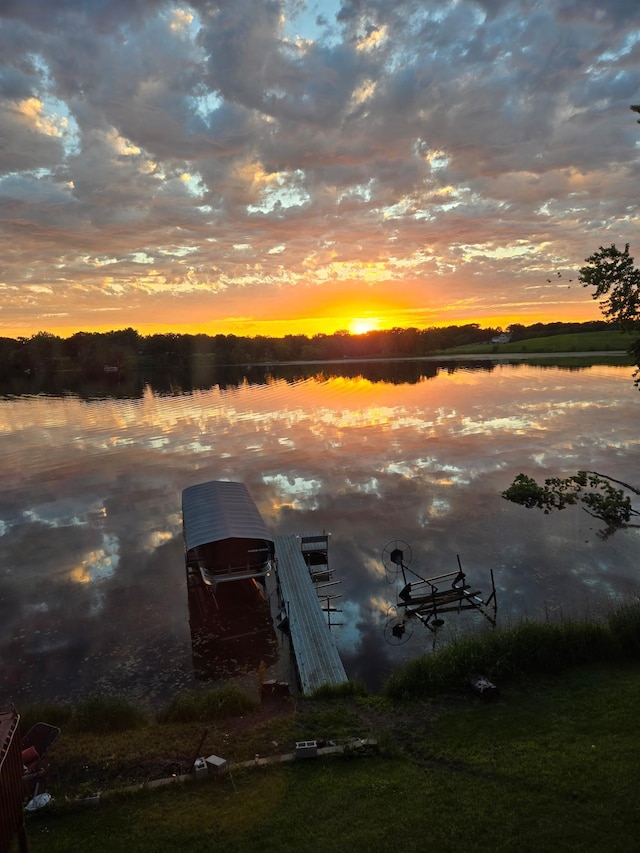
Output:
182,480,348,696
271,534,348,695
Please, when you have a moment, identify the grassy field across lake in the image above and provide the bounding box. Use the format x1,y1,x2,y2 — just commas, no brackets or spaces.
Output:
440,328,635,356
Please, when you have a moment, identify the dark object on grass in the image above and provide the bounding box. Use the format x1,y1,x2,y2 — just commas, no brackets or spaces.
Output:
260,680,290,700
295,740,318,759
22,722,61,797
468,673,498,700
188,729,209,776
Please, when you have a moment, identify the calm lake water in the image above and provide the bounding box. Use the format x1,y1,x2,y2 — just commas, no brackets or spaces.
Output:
1,357,639,706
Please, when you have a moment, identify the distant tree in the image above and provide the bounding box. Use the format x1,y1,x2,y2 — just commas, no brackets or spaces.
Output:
104,327,141,352
23,331,65,371
502,471,640,539
506,323,527,342
631,105,640,123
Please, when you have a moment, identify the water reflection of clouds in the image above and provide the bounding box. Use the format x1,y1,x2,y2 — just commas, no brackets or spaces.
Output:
69,534,119,585
1,363,639,703
459,414,538,435
337,600,364,651
263,474,322,511
344,477,381,496
21,499,103,530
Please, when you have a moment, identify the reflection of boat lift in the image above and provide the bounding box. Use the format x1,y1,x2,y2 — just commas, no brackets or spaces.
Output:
382,540,497,645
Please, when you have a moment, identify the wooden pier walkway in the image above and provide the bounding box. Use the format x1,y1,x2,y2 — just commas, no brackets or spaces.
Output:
272,534,348,695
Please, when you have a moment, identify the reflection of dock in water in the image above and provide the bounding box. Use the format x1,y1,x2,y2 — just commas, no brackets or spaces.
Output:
187,575,278,681
182,481,347,695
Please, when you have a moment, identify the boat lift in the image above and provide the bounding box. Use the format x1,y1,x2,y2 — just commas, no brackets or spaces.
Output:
381,540,497,645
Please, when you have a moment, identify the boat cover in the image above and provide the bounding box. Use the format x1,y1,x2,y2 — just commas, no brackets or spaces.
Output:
182,480,273,552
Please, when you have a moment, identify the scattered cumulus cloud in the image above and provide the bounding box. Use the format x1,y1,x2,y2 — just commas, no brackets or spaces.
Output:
0,0,639,337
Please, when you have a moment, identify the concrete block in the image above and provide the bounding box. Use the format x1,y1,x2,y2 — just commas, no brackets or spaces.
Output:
206,754,227,774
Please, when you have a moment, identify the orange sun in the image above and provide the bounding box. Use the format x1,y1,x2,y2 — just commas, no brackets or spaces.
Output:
349,317,380,335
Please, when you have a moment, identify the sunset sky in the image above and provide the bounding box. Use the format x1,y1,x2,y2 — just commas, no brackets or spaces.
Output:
1,0,639,339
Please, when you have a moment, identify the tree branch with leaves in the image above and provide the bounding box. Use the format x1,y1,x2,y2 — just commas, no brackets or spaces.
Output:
502,471,640,539
579,243,640,332
578,242,640,388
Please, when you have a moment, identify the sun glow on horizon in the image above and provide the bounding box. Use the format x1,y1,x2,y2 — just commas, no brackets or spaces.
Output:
349,317,381,335
0,298,602,341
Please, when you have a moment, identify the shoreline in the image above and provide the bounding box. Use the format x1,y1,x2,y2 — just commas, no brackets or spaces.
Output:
248,350,631,367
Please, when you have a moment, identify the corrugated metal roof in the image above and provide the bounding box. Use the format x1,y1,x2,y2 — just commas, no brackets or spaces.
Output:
275,534,347,695
182,481,273,552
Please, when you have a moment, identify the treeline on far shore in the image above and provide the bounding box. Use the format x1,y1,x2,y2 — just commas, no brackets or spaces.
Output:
0,320,616,378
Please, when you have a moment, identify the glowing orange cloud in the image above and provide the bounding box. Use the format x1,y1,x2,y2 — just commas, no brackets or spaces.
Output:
0,271,603,340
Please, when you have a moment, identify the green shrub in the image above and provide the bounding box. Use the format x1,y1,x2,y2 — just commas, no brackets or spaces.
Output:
157,685,259,723
311,680,369,700
354,694,393,713
608,601,640,658
18,702,74,735
71,696,147,733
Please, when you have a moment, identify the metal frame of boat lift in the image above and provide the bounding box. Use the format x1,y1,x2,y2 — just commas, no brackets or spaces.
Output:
382,541,497,645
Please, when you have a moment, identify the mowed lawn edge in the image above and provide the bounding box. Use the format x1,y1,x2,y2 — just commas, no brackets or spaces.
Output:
22,661,640,853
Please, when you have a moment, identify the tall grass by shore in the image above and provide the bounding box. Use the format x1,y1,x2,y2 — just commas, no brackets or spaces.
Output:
384,601,640,701
17,684,261,736
19,602,640,735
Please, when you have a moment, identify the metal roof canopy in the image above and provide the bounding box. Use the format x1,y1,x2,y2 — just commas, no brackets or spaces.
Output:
182,481,274,584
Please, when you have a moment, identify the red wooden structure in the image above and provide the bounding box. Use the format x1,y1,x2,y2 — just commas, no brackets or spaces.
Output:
0,707,29,853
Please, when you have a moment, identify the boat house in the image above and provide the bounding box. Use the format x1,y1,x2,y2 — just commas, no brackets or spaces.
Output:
182,481,275,588
182,480,348,695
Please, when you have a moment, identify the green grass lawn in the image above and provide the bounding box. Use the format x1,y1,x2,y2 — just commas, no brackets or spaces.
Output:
21,662,640,853
440,329,635,355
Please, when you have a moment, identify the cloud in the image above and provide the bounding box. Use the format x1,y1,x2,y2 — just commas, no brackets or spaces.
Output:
0,0,639,336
